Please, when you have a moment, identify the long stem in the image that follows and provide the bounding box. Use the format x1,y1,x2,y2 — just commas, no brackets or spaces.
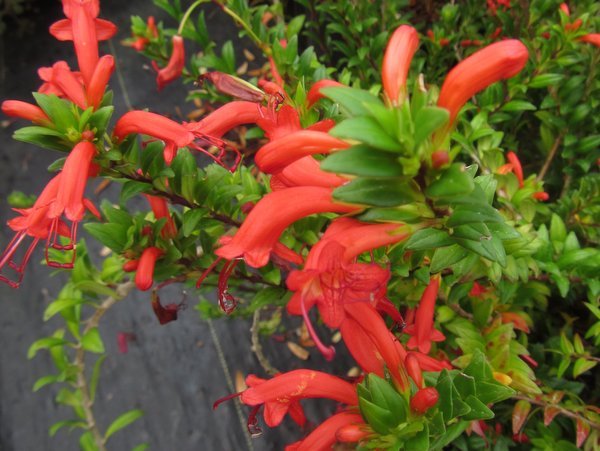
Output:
74,282,135,450
250,308,279,375
536,133,563,183
218,4,271,55
178,0,210,35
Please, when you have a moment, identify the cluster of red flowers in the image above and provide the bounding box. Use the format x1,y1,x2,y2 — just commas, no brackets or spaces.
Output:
0,0,117,287
1,1,535,448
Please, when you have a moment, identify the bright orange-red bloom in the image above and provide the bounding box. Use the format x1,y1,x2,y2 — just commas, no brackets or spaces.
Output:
240,370,358,427
533,191,549,201
404,276,446,354
410,387,439,414
49,141,97,222
187,101,264,138
285,412,365,451
382,25,419,106
49,0,117,85
144,195,177,239
270,156,347,190
438,40,528,125
125,16,157,51
306,79,344,108
113,110,194,164
0,175,67,287
215,187,359,268
135,246,163,291
153,35,185,91
1,100,51,125
579,34,600,47
255,130,350,174
86,54,115,109
506,151,524,188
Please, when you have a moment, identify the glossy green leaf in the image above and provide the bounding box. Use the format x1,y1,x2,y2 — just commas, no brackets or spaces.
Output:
104,409,144,440
82,328,105,354
321,144,403,177
330,117,400,152
333,177,419,207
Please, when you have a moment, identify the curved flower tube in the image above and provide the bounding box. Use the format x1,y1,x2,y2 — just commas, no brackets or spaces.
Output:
404,275,445,354
306,79,345,108
437,39,529,126
187,101,265,138
285,412,365,451
215,186,359,268
1,100,51,125
240,369,359,427
270,156,348,191
135,246,163,291
382,25,419,106
152,35,185,91
255,130,350,174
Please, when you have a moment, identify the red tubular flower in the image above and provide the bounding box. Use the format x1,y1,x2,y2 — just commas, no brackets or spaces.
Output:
152,35,185,91
578,34,600,47
51,62,89,110
270,156,348,190
532,191,549,201
49,0,117,85
122,259,139,272
215,187,359,268
37,61,84,99
187,101,264,138
405,353,424,388
1,100,51,125
49,141,97,222
125,16,157,51
135,247,163,291
336,422,371,444
240,370,358,427
86,54,114,109
410,387,439,414
0,175,67,287
255,131,350,174
506,151,524,187
306,79,344,108
382,25,419,106
285,412,365,451
342,302,409,391
144,194,177,239
404,276,446,354
113,110,195,164
437,40,528,126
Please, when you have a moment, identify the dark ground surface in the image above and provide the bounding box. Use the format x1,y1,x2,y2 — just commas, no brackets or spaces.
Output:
0,1,352,450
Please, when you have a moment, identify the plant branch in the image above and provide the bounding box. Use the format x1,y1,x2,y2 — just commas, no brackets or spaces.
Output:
73,281,136,450
536,133,564,183
512,394,600,431
250,308,279,376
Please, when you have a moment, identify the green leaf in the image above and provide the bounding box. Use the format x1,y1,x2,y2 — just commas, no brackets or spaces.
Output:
75,281,119,298
182,209,206,237
529,73,564,88
120,181,153,204
321,145,403,177
320,86,382,116
43,298,84,321
49,420,86,437
501,100,537,112
462,395,494,420
33,374,62,392
81,328,105,354
430,245,469,273
446,204,503,227
426,164,475,199
13,126,69,152
333,177,420,207
83,223,129,252
406,228,454,251
32,93,77,131
405,423,429,449
573,358,596,378
330,117,400,152
414,107,449,146
104,409,144,441
90,356,107,402
28,337,70,359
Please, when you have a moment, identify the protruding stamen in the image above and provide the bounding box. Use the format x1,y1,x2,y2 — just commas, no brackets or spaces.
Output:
247,405,263,438
212,391,242,410
217,260,239,314
300,294,335,361
196,256,223,288
45,219,77,268
376,297,406,331
0,232,38,288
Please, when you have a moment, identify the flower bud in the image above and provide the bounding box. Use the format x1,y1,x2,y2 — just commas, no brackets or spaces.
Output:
410,387,439,414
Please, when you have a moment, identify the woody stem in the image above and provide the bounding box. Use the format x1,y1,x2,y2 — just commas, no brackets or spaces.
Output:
73,281,135,449
250,307,279,376
536,133,563,183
